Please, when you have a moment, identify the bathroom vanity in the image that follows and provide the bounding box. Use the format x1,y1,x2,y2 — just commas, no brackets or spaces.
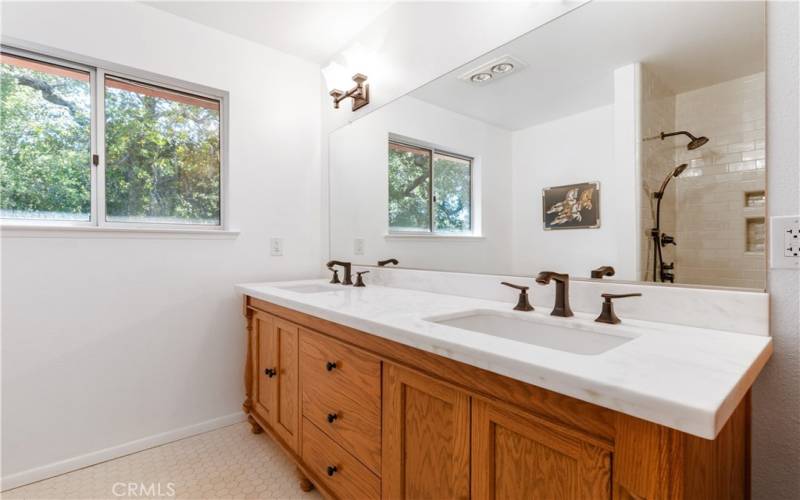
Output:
242,7,771,496
237,279,771,500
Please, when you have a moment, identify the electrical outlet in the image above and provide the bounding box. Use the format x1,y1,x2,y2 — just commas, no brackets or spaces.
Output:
270,238,283,257
770,216,800,269
354,238,365,255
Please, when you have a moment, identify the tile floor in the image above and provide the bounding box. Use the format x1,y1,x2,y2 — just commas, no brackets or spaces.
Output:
3,422,321,500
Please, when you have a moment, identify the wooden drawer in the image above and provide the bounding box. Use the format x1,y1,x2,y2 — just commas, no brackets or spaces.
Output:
302,418,380,500
300,329,381,472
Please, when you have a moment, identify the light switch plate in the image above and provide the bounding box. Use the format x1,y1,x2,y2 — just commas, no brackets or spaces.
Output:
354,238,365,255
770,215,800,269
270,238,283,257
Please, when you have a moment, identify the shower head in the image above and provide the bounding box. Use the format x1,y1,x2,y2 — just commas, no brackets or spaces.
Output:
660,130,709,151
672,163,688,177
656,163,688,197
687,136,709,150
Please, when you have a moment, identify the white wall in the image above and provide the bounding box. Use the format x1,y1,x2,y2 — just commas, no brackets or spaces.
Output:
510,104,637,279
752,2,800,498
0,1,321,488
329,96,513,274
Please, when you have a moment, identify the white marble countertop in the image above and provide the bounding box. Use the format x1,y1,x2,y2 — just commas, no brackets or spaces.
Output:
236,279,772,439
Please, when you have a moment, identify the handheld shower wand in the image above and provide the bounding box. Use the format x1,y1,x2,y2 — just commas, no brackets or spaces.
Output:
652,164,687,283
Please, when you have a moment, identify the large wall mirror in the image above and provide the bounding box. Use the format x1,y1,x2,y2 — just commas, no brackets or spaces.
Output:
329,1,766,290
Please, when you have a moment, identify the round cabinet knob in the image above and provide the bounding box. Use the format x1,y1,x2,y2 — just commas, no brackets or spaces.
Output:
325,361,337,372
326,413,338,423
264,368,277,378
326,466,338,477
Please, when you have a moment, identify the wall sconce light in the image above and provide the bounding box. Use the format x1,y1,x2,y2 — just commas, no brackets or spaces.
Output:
329,73,369,111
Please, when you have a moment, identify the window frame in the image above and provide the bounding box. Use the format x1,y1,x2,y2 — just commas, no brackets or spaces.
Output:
1,42,229,232
387,136,475,236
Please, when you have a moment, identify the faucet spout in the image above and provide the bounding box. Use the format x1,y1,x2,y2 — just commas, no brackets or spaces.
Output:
535,271,573,317
590,266,616,279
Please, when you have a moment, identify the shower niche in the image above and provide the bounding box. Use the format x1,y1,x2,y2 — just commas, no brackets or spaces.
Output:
327,1,767,291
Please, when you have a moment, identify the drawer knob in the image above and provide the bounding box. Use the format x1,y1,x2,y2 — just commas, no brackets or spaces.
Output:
326,465,338,477
264,368,277,378
326,413,338,423
326,361,337,371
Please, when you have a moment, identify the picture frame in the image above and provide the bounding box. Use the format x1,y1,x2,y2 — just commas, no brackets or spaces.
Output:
542,181,600,230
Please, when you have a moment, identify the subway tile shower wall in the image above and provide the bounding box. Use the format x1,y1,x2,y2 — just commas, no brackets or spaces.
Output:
640,71,766,289
674,73,766,289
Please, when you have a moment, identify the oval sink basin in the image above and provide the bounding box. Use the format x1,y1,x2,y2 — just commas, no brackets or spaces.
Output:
276,283,343,294
428,310,635,355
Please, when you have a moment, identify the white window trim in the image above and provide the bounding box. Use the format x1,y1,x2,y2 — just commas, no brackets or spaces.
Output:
387,134,480,237
0,38,234,236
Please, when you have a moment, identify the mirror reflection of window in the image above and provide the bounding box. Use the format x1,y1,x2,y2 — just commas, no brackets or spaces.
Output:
388,141,431,232
388,139,472,235
433,152,471,233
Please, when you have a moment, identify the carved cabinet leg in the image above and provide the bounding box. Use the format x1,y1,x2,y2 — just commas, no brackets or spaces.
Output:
296,467,314,492
247,414,264,434
243,304,254,414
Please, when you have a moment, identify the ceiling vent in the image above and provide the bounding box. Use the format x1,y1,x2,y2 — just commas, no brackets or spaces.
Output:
458,55,527,86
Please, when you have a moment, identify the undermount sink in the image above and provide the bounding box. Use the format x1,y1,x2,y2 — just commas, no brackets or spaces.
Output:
275,283,342,294
428,310,635,355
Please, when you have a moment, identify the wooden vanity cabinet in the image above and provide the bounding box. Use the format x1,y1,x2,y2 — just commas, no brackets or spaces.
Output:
382,364,470,500
243,296,750,500
247,311,300,454
471,399,612,500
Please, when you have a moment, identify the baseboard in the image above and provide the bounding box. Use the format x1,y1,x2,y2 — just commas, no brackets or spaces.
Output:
1,412,247,491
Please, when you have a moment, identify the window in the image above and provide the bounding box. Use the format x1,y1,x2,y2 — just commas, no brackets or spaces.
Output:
0,47,224,229
388,139,472,234
0,53,92,221
104,77,220,225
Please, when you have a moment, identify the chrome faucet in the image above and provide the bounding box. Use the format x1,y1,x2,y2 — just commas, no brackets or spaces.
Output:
535,271,574,317
326,260,353,285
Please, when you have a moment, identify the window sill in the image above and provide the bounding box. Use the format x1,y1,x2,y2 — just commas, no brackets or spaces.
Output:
384,232,485,241
1,224,240,240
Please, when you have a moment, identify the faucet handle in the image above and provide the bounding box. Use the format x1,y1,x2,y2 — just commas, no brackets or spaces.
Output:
501,281,529,291
601,293,642,300
595,293,642,324
501,282,534,312
328,267,341,284
354,270,370,287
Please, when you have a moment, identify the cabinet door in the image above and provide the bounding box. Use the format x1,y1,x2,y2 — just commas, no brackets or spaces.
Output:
382,364,470,500
271,318,300,453
471,399,612,500
253,312,276,423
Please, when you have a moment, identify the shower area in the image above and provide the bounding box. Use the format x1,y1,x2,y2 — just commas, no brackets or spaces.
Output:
640,65,766,289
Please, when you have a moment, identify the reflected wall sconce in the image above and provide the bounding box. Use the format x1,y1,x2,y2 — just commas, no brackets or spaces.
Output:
329,73,369,111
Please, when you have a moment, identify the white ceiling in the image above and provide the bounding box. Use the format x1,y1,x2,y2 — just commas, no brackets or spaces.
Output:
412,1,765,131
145,1,393,63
